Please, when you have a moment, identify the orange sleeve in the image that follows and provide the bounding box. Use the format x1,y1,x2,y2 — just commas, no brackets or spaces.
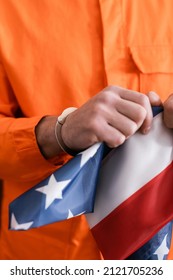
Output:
0,62,62,184
167,228,173,260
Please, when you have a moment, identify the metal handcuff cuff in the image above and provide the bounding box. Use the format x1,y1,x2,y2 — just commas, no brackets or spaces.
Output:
55,107,78,156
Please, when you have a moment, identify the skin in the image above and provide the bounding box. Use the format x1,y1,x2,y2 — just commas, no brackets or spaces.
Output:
35,86,163,159
163,94,173,129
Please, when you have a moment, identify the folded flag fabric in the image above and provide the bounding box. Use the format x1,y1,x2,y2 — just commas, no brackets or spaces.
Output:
9,107,173,259
86,110,173,259
9,142,105,230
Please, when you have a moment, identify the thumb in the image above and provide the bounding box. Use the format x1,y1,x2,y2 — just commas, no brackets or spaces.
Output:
147,91,162,107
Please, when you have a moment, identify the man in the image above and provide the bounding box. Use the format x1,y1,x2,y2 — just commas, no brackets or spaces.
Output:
0,0,172,259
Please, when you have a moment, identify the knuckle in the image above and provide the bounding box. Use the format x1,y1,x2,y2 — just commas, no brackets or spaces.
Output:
106,85,119,92
91,101,107,117
99,90,112,104
97,92,109,104
99,86,120,104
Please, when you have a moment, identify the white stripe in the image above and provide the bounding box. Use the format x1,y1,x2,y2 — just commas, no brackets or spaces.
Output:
86,113,173,228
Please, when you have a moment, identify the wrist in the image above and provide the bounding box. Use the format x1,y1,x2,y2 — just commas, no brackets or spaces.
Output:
55,107,79,156
35,116,64,159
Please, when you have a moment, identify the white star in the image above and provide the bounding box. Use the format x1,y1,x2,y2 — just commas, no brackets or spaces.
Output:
67,209,86,219
67,209,74,219
10,213,33,230
36,174,70,209
153,234,169,259
79,143,101,167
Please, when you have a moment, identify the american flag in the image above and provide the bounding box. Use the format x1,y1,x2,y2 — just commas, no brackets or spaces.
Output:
9,107,173,259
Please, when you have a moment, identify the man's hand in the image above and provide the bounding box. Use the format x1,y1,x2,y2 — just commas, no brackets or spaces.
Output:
163,94,173,128
36,86,162,159
61,86,154,152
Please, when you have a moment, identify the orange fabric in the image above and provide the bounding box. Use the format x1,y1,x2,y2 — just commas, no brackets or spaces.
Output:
168,230,173,259
0,0,105,260
0,0,173,259
100,0,173,101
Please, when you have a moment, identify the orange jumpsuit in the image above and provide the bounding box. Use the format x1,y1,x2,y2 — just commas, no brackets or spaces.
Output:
0,0,172,259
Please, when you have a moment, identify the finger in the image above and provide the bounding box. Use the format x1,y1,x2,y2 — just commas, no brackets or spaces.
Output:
122,90,153,134
97,122,126,148
113,98,147,130
164,93,173,104
147,91,163,107
115,88,153,131
107,110,138,138
163,94,173,128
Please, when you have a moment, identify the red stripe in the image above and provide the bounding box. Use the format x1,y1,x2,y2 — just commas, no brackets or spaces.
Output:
91,162,173,259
